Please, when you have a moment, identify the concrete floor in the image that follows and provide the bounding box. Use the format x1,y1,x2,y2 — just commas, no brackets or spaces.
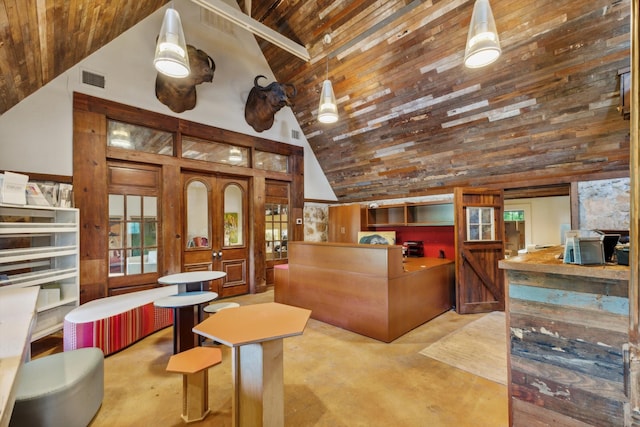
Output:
34,289,508,426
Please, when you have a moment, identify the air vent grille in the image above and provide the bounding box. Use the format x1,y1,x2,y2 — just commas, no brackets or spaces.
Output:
291,129,300,140
200,9,235,35
81,70,106,89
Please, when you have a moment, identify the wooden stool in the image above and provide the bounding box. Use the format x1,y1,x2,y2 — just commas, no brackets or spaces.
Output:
166,346,222,423
203,301,240,315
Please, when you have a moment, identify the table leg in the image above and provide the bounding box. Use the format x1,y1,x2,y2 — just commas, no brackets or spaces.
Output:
171,308,179,354
174,305,199,354
231,339,284,427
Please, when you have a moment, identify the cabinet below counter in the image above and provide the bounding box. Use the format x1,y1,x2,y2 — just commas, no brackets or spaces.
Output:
276,241,454,342
499,247,630,426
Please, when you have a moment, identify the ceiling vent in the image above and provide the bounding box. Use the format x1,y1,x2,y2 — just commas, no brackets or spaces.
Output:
291,129,300,140
81,69,106,90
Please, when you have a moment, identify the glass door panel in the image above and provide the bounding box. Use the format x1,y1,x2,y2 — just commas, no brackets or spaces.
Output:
186,180,210,249
224,184,244,247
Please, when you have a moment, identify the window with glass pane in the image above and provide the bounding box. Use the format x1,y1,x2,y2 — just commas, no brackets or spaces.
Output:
466,207,495,241
504,210,525,221
265,204,288,260
108,120,173,155
224,184,244,247
109,194,158,276
182,136,249,167
254,151,288,173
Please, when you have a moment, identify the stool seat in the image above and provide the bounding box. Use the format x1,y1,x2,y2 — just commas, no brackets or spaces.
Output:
166,347,222,423
167,346,222,374
10,347,104,427
203,301,240,314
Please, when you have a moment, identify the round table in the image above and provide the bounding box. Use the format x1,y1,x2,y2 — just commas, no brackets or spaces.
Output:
158,271,227,293
154,291,218,354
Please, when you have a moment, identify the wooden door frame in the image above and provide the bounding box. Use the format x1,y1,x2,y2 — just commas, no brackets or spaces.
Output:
454,187,506,314
73,93,304,302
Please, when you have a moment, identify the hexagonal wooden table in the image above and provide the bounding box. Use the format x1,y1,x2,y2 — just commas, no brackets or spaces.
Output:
193,302,311,427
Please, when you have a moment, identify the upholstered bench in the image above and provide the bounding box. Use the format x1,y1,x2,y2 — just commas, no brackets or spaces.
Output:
64,286,178,356
9,347,104,427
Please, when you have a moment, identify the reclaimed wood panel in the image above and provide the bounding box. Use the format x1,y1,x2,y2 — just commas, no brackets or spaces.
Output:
502,248,630,426
0,0,633,203
262,0,631,202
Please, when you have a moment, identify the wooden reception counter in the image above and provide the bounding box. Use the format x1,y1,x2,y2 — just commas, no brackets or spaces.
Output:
499,247,630,426
276,241,454,342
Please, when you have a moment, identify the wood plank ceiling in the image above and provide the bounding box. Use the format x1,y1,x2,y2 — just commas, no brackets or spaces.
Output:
0,0,632,203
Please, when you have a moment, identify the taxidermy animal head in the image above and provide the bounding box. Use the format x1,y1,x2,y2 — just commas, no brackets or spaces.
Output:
155,45,215,113
244,75,297,132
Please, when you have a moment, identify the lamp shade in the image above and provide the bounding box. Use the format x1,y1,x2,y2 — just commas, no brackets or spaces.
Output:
464,0,501,68
154,8,190,78
318,79,338,123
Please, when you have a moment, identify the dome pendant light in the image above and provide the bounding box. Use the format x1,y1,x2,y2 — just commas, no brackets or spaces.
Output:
464,0,501,68
154,5,190,78
318,34,338,124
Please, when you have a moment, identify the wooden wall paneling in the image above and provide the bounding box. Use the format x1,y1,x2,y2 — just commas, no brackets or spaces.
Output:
264,0,631,203
253,176,266,293
1,2,634,203
328,204,364,243
503,261,630,426
291,152,304,242
73,110,109,303
163,164,182,275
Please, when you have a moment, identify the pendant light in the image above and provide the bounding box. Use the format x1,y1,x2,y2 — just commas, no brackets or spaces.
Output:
318,34,338,124
154,5,190,78
464,0,501,68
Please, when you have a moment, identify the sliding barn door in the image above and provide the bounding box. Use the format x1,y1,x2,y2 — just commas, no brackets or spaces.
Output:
454,187,505,314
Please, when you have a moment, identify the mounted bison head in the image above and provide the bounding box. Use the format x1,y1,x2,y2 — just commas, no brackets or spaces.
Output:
155,44,215,113
244,75,296,132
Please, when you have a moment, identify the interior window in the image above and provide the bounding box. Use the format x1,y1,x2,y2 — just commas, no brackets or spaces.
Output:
109,194,159,276
265,204,288,260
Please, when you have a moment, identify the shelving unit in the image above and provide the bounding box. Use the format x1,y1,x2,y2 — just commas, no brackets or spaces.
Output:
366,201,454,227
0,204,79,341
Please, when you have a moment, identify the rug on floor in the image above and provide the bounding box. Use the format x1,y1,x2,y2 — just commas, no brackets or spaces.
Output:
419,311,507,385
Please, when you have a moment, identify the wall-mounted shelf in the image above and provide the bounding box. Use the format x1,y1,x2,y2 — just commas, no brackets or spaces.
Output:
0,204,79,341
366,202,454,227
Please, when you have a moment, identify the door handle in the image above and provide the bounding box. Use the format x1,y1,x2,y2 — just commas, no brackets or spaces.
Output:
212,250,223,259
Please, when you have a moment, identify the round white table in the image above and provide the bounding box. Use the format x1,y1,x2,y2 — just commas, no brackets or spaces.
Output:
158,271,227,293
154,291,218,354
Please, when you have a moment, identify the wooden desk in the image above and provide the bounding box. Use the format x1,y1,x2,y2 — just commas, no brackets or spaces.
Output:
193,302,311,427
154,291,218,354
278,241,454,342
0,287,39,427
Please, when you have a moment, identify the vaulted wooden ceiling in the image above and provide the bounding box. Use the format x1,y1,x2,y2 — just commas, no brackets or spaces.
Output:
0,0,631,202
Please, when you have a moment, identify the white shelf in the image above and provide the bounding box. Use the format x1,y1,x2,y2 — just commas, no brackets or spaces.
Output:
0,245,78,263
0,205,79,342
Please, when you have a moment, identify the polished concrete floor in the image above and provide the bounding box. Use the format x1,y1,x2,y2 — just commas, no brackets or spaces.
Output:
34,289,508,427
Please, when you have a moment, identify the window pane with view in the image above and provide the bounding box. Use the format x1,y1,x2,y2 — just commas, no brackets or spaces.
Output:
108,194,159,276
107,120,173,155
255,151,288,173
182,136,249,167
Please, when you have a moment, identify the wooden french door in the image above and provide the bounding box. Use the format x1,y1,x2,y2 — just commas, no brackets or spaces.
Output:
182,172,249,297
454,187,505,314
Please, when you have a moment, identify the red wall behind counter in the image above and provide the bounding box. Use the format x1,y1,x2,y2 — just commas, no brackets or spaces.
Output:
372,226,455,260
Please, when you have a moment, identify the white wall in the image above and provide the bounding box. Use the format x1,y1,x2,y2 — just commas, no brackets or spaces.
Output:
0,0,337,201
505,196,571,247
